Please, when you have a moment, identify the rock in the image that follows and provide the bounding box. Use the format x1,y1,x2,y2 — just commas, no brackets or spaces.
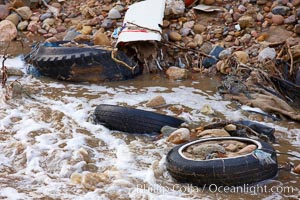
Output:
186,42,197,48
284,15,296,24
272,6,290,16
17,21,28,31
239,33,252,43
5,14,19,26
166,66,188,80
0,20,18,42
200,104,214,115
256,13,264,21
108,8,121,19
146,95,166,108
219,49,232,60
167,128,190,144
81,172,109,191
164,0,185,17
80,26,93,35
183,21,194,29
197,128,231,138
294,164,300,174
292,0,300,6
0,5,9,20
63,29,81,41
161,126,178,137
40,12,52,21
169,31,182,41
180,28,191,36
43,18,55,26
16,6,32,20
193,24,205,34
194,34,203,46
202,46,225,68
238,15,255,29
224,124,237,131
272,15,284,25
74,34,92,42
27,21,40,33
294,24,300,34
93,31,110,46
258,47,276,61
49,28,57,34
233,51,249,64
101,18,114,29
56,25,67,33
70,173,82,184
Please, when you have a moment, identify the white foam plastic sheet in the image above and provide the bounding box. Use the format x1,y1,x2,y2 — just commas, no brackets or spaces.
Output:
117,0,166,45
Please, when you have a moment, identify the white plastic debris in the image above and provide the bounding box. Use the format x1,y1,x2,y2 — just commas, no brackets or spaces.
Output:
117,0,166,45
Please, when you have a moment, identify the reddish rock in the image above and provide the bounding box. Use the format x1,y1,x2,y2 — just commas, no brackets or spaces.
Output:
0,20,17,42
294,164,300,174
166,67,188,80
0,5,9,20
272,15,284,25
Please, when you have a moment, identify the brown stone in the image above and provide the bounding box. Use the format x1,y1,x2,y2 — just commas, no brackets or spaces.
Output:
294,164,300,174
203,0,215,5
193,24,205,34
238,15,255,29
233,51,249,64
5,14,19,26
146,95,166,108
169,31,182,41
272,15,284,25
93,31,111,46
166,67,188,80
167,128,190,144
197,129,230,138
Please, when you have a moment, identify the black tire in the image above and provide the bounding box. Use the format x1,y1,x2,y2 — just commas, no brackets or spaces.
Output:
166,137,278,186
93,104,184,134
25,41,141,82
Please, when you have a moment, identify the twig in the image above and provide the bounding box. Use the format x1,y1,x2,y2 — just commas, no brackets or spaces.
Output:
286,41,294,75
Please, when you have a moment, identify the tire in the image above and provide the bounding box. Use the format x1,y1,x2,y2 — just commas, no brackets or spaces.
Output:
25,41,141,82
93,104,184,134
166,137,278,186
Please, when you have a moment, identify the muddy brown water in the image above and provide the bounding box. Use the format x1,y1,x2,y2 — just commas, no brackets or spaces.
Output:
0,43,299,199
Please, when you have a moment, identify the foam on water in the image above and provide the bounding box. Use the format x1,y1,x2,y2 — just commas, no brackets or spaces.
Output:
0,56,299,199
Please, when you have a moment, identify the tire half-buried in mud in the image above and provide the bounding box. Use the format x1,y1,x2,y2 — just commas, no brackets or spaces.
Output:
166,137,278,186
25,41,141,82
93,104,184,134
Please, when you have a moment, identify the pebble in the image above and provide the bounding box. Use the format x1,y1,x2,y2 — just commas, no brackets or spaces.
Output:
43,18,55,26
80,26,93,35
194,34,203,46
28,22,40,33
5,14,20,26
183,21,194,29
272,6,290,16
145,95,166,108
93,31,110,46
17,21,28,31
284,15,296,24
233,51,249,64
193,24,205,34
200,104,214,115
16,6,32,20
63,29,81,41
108,8,121,19
81,172,109,191
101,18,114,29
203,0,215,5
272,15,284,25
166,66,188,80
180,28,191,36
197,128,231,138
40,12,52,21
295,24,300,34
219,49,232,60
0,20,18,42
294,164,300,174
0,5,9,20
167,128,190,144
164,0,185,17
238,15,255,29
240,33,252,43
169,31,182,41
161,126,178,137
258,47,276,61
224,124,237,131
